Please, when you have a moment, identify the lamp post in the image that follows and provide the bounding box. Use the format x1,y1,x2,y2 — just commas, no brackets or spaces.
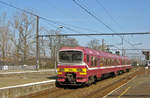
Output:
54,26,63,73
36,16,39,70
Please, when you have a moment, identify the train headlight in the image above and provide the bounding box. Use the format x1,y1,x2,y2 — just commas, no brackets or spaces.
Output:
59,68,64,72
79,68,87,75
77,68,86,73
57,68,64,72
57,68,60,72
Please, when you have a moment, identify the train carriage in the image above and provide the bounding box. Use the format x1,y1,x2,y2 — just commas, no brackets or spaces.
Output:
56,46,132,86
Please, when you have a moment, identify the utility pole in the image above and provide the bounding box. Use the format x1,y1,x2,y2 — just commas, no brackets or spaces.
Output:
54,26,63,73
102,39,104,51
121,36,124,56
36,16,39,70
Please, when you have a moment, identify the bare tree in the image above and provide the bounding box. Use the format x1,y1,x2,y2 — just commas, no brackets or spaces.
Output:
87,39,100,50
0,12,11,65
46,30,79,58
62,37,79,47
10,12,35,64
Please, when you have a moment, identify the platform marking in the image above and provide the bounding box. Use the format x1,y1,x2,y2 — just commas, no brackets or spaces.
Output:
0,80,56,90
0,69,55,75
103,76,136,98
118,86,131,98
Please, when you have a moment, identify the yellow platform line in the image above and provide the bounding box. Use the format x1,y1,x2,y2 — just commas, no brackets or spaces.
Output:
118,86,131,98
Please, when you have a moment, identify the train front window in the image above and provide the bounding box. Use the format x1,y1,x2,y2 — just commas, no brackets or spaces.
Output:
59,51,83,63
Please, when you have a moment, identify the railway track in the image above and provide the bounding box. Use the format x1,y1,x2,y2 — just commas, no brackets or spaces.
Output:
19,67,144,98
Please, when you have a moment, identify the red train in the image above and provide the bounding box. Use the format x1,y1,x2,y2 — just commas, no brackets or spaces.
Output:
56,46,132,86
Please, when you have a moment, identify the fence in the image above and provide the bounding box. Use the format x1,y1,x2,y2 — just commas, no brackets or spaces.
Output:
0,65,37,70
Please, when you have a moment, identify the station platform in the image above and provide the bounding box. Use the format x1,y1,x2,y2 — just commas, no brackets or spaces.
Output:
0,69,56,98
106,69,150,98
0,69,56,88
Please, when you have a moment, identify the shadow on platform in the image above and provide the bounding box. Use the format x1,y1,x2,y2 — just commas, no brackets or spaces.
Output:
47,76,57,79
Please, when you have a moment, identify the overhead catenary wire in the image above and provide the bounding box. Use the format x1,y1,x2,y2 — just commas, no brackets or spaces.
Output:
72,0,116,33
0,0,98,40
74,0,123,47
72,0,141,52
45,0,103,33
108,49,150,51
0,0,146,52
95,0,141,50
95,0,123,30
0,0,37,17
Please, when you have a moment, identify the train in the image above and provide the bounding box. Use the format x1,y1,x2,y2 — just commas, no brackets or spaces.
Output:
56,46,132,86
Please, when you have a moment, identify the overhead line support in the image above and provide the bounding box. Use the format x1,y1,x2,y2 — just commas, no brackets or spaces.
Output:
38,32,150,37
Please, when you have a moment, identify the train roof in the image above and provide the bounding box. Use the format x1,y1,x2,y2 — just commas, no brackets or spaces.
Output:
60,46,129,60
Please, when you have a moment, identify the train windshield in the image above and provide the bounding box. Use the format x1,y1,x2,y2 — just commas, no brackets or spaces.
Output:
59,51,83,63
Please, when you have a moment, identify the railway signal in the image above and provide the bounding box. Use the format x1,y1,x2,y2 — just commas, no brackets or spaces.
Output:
142,51,150,60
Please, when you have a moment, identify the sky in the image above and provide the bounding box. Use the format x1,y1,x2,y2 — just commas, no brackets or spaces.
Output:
0,0,150,56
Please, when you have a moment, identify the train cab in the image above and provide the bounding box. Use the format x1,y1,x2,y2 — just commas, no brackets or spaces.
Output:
56,48,88,85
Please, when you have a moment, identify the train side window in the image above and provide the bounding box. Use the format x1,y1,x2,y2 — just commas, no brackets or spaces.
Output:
92,56,96,66
115,59,117,65
117,59,120,65
103,58,105,65
87,55,89,63
100,58,102,63
105,59,107,65
106,59,108,66
93,57,96,66
112,59,114,65
109,59,112,66
98,58,100,66
95,57,97,66
100,57,103,66
109,59,111,66
122,60,124,65
107,59,109,66
91,56,94,66
109,59,110,66
128,60,130,64
111,59,113,65
104,58,106,65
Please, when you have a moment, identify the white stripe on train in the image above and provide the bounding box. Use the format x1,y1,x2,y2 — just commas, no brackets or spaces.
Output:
58,63,131,70
87,65,131,70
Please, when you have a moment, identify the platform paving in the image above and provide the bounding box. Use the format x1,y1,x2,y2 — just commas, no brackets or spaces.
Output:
0,69,56,88
106,70,150,98
0,69,56,98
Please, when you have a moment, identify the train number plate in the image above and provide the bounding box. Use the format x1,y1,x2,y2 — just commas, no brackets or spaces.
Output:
68,69,73,72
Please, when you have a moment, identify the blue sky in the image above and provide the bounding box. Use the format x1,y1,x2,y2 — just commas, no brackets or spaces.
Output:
0,0,150,56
